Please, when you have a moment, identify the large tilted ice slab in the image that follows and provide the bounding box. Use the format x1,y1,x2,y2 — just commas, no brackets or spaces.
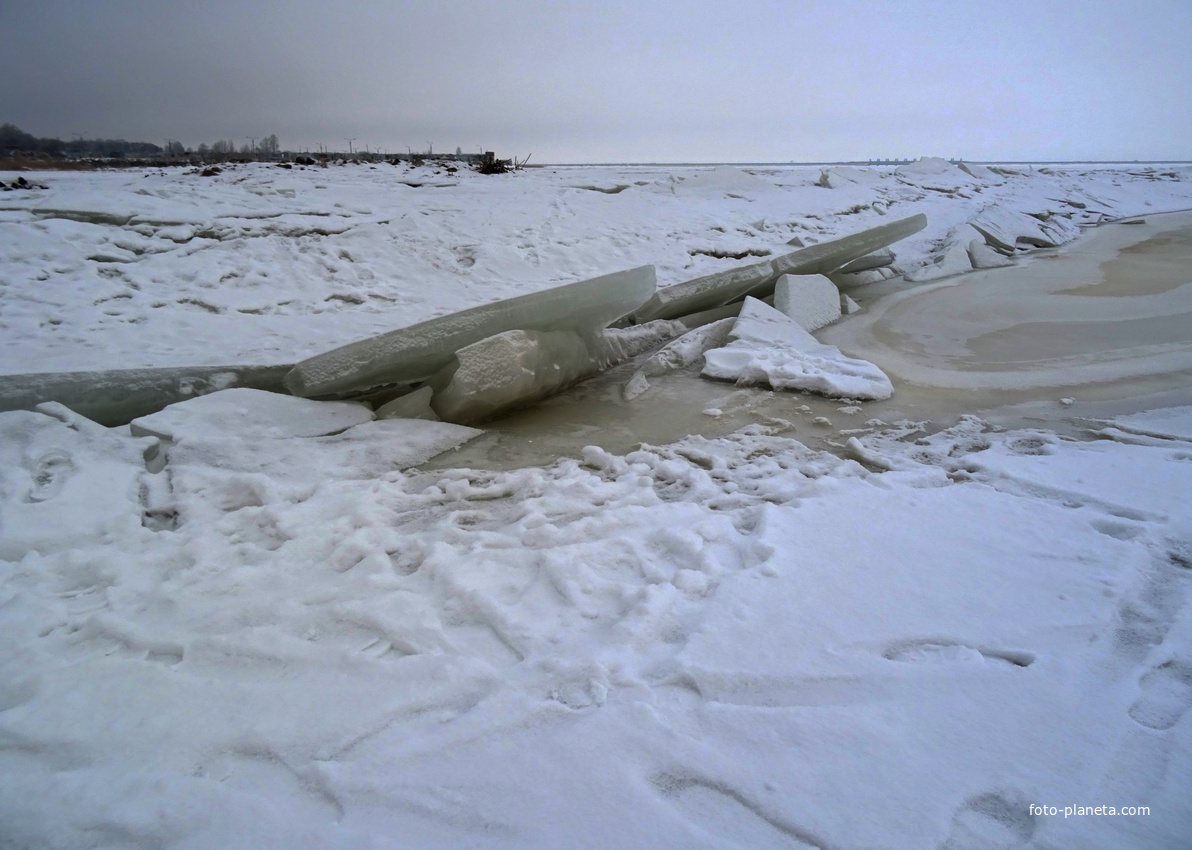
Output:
773,274,841,332
285,265,657,398
770,214,926,279
129,388,373,442
429,320,686,423
632,214,926,323
702,298,893,399
630,258,774,324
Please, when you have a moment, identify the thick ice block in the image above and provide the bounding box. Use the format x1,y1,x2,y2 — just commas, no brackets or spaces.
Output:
130,387,373,442
701,298,893,400
841,293,862,315
634,214,927,323
428,320,685,424
429,329,592,423
285,265,656,397
773,274,842,332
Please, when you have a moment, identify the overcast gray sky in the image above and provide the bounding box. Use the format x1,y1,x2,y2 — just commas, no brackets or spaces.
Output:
2,0,1190,162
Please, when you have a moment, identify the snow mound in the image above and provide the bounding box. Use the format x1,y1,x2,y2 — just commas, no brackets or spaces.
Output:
671,165,779,197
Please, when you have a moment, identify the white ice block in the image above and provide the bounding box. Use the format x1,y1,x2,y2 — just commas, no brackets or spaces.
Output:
701,298,893,400
285,265,656,397
773,274,842,332
129,387,373,442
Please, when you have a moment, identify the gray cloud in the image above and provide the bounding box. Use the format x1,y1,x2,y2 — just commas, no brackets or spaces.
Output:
2,0,1189,161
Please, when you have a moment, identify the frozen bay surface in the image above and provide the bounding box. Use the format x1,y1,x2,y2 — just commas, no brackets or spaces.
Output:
2,160,1191,373
3,160,1192,847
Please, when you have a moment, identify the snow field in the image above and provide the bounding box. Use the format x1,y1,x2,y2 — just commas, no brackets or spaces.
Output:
0,402,1190,846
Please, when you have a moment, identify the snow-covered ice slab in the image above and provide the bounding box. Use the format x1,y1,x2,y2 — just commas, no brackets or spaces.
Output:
1107,405,1192,442
129,387,373,442
165,418,482,503
633,214,927,323
0,364,292,427
817,166,882,189
970,204,1080,252
702,297,893,399
0,404,154,560
285,265,656,398
773,274,841,331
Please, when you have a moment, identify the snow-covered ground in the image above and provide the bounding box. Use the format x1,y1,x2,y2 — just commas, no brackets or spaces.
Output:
2,160,1192,848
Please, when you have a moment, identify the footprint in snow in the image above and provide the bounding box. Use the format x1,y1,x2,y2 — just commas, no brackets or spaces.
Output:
883,640,1035,668
651,771,826,849
1129,660,1192,730
940,791,1036,850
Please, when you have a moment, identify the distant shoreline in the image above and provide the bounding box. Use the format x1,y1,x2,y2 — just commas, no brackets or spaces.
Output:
543,160,1192,167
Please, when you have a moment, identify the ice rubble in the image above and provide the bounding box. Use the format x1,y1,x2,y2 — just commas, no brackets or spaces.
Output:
632,213,927,322
970,203,1081,251
283,214,925,423
284,265,657,398
702,297,894,399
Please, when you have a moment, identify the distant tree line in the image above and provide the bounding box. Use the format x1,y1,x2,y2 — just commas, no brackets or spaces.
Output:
2,123,492,168
1,123,163,158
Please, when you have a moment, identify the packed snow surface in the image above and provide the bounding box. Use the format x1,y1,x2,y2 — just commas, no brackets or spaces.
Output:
2,159,1192,848
1,405,1190,847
